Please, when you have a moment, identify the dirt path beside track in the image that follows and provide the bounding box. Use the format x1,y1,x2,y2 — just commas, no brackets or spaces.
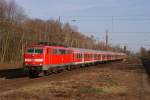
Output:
0,62,150,100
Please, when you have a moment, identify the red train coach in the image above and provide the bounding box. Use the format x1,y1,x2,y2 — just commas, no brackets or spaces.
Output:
23,43,127,77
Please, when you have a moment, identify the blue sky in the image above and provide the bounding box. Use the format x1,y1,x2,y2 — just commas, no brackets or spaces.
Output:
15,0,150,52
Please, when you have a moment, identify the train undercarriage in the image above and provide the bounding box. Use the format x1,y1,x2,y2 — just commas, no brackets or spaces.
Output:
23,59,123,78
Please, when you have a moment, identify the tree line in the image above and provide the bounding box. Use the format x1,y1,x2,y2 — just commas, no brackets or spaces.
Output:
0,0,125,63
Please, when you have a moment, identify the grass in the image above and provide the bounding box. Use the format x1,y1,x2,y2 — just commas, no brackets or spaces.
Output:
79,87,104,94
102,86,127,94
79,86,127,95
97,79,118,86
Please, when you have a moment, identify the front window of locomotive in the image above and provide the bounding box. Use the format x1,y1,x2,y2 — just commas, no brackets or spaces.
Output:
35,49,43,54
26,48,43,54
27,48,34,53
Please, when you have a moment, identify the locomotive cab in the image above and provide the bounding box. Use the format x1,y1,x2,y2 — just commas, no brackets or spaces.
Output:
23,46,45,77
24,47,44,66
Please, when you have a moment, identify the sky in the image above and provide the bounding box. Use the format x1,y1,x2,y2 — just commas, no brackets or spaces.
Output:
14,0,150,52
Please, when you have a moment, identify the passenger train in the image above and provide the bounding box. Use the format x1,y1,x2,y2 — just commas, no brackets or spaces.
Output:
23,42,127,77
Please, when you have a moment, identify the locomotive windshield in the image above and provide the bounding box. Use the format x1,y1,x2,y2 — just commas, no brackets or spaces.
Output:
27,48,43,54
27,48,34,53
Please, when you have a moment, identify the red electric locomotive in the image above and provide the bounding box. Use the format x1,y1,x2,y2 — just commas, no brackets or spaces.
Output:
23,43,127,77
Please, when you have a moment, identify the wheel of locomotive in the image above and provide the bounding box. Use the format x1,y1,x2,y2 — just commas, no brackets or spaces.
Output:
66,65,71,71
28,70,39,78
43,70,49,76
52,68,58,74
22,68,28,76
80,64,85,68
85,64,89,67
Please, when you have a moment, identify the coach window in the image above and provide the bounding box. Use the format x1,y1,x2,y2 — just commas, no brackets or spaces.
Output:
68,50,72,54
103,55,105,59
65,50,68,54
79,53,82,58
78,54,80,58
75,53,79,58
80,54,82,58
78,53,82,58
53,49,58,54
85,54,87,58
90,54,92,58
86,54,88,58
84,54,87,58
66,50,71,54
87,54,89,58
99,54,101,58
54,49,68,54
53,49,56,54
94,54,97,58
107,55,109,59
105,55,107,59
89,54,91,58
76,53,78,58
60,49,66,54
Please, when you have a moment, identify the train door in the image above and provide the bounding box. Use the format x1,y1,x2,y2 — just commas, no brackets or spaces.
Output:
45,48,50,65
82,53,84,63
48,48,51,64
73,52,76,63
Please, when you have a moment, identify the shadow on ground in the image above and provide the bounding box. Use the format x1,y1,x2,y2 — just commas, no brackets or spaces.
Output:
0,68,26,79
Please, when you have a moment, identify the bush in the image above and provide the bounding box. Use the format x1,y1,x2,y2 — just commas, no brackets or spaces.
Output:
140,48,150,75
140,47,150,60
